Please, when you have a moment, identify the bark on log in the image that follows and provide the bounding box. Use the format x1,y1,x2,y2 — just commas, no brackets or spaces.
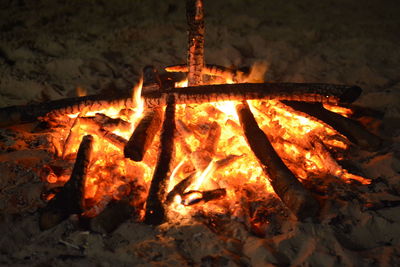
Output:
0,82,362,127
124,108,163,161
282,101,382,151
236,102,320,220
187,0,205,86
39,135,93,230
144,95,176,225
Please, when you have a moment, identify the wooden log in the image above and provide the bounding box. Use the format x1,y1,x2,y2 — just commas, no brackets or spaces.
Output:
181,188,226,206
62,116,82,158
93,113,131,132
144,95,176,225
124,108,163,161
165,173,196,205
39,135,93,230
282,101,382,151
98,128,128,150
0,82,362,127
236,102,320,220
187,0,205,86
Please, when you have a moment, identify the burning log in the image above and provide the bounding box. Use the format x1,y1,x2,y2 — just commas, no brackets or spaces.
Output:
203,121,221,155
186,0,205,86
97,128,128,150
144,95,176,225
39,135,93,230
124,108,163,161
62,115,82,158
236,102,320,220
181,188,226,206
0,82,361,127
93,113,131,132
166,173,196,205
282,101,382,151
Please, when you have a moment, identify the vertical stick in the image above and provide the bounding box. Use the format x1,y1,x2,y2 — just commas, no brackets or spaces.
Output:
144,95,176,225
187,0,205,86
236,102,320,220
40,135,94,230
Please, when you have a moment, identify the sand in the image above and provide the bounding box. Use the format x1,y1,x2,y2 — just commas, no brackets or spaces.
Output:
0,0,400,266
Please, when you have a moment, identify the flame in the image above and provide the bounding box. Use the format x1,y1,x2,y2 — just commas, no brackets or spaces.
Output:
76,86,87,97
47,62,369,221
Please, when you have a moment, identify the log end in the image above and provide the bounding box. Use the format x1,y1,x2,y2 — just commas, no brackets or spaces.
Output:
124,148,144,162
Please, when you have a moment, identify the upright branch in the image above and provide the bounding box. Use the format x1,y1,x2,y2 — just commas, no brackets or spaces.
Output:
236,102,320,220
282,101,382,151
40,135,93,230
187,0,205,86
144,95,176,225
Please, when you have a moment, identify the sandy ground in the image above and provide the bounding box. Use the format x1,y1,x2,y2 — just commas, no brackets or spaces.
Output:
1,0,400,266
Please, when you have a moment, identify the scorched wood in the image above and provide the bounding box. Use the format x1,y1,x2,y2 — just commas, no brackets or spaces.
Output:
144,95,176,225
186,0,205,86
0,82,362,127
282,101,382,151
236,102,320,220
124,107,163,161
39,135,93,230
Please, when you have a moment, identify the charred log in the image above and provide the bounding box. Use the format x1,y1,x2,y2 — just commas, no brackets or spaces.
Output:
0,82,361,126
186,0,205,86
282,101,382,151
124,108,163,161
236,102,320,220
165,173,196,205
39,135,93,230
93,113,131,132
98,128,128,150
181,188,226,206
144,95,176,225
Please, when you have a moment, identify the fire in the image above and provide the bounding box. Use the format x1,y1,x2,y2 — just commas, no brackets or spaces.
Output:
45,62,369,221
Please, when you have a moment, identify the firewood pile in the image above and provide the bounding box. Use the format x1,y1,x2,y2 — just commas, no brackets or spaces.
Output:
0,0,384,234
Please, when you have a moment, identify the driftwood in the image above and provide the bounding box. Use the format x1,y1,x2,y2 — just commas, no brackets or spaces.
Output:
282,101,382,151
144,95,176,225
124,108,163,161
40,135,93,230
236,102,320,220
186,0,205,86
0,82,362,127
